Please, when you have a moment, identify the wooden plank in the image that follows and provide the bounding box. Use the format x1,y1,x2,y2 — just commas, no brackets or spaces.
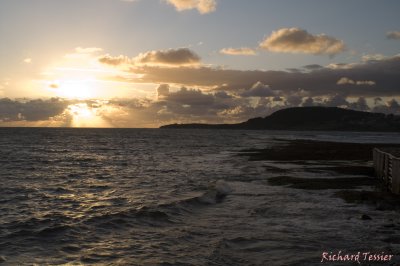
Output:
374,149,380,176
388,155,393,191
384,153,389,184
391,158,400,195
377,150,382,178
379,151,383,178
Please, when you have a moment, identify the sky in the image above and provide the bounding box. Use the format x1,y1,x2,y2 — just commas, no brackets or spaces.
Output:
0,0,399,127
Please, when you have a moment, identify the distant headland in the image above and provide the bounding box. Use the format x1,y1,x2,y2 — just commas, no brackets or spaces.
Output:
160,107,400,131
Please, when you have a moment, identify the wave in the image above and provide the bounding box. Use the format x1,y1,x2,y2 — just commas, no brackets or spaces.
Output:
83,180,234,227
2,214,77,240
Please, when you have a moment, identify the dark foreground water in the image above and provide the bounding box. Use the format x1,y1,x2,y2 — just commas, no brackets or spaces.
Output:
1,128,400,266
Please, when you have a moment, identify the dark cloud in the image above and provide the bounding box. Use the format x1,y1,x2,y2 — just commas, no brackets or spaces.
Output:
259,28,345,56
286,68,301,73
374,97,382,105
273,96,283,102
98,48,201,67
135,55,400,97
302,97,315,106
164,87,214,106
373,99,400,115
0,98,69,122
386,31,400,40
157,84,170,99
214,91,233,99
285,95,303,106
240,82,276,97
323,94,349,107
303,64,324,70
348,97,369,111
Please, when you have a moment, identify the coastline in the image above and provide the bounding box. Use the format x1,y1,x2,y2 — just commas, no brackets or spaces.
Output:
239,138,400,211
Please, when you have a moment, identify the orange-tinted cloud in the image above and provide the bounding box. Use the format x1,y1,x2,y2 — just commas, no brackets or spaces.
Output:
220,47,257,56
99,48,201,67
337,77,376,86
98,54,131,66
260,28,345,56
166,0,217,14
136,48,201,66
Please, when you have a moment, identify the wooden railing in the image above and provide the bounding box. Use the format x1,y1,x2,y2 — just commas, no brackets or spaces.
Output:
373,148,400,194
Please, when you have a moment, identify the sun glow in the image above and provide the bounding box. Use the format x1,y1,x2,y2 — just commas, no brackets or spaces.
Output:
67,103,109,127
38,47,156,100
50,79,96,99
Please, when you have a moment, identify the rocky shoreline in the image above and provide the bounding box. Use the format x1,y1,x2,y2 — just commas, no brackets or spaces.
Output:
239,139,400,211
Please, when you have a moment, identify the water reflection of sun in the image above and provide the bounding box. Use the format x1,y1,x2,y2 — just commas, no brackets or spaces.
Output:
67,103,109,128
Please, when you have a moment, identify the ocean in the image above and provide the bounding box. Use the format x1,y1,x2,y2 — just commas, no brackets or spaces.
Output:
1,128,400,265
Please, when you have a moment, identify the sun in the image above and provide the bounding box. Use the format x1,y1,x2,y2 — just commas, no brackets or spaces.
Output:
67,103,109,127
51,79,96,99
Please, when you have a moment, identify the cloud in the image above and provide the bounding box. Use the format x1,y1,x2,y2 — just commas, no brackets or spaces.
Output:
157,84,170,99
220,47,257,56
323,94,350,107
337,77,376,86
240,82,276,97
214,91,232,99
23,58,32,64
2,93,399,127
303,64,323,71
260,28,345,56
355,80,376,86
166,0,217,14
302,97,315,107
136,48,201,66
75,47,103,54
362,54,387,62
164,87,214,106
133,54,400,97
386,31,400,40
350,97,369,111
49,83,59,89
0,98,69,122
99,48,201,67
98,54,131,66
64,47,103,59
373,98,400,115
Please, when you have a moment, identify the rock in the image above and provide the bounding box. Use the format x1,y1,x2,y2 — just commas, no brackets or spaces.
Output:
215,180,233,198
360,214,372,220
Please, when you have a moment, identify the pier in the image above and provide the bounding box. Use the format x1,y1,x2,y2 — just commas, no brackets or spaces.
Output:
373,148,400,194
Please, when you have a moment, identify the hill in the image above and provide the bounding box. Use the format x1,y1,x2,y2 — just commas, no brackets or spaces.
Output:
160,107,400,131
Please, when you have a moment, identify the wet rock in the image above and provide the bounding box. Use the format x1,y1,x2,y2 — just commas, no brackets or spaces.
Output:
383,223,396,228
360,214,372,220
215,180,233,199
